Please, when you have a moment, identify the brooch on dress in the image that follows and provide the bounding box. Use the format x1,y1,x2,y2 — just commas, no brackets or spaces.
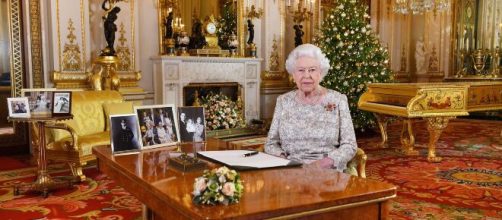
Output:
324,103,336,112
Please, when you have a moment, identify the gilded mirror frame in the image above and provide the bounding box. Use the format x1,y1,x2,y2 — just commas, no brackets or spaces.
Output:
2,0,28,153
157,0,245,56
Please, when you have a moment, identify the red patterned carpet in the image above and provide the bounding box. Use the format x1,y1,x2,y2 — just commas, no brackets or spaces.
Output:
0,119,500,219
0,164,142,219
358,119,502,219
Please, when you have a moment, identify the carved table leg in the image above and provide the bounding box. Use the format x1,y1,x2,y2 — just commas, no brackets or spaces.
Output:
374,113,390,148
425,117,454,163
400,119,419,155
14,121,73,197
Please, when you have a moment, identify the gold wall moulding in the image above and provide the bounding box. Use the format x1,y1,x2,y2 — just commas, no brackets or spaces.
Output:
116,22,132,71
62,19,83,71
29,0,44,88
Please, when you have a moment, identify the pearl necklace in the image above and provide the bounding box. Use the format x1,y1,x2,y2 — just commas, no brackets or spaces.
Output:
295,87,326,105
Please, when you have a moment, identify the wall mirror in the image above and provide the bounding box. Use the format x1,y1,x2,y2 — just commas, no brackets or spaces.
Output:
157,0,244,55
451,0,502,79
0,0,28,154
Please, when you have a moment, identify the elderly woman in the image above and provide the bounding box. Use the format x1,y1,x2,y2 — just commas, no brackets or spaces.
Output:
264,44,357,172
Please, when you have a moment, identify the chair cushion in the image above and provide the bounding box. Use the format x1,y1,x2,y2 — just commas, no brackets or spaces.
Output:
47,131,111,156
103,101,134,131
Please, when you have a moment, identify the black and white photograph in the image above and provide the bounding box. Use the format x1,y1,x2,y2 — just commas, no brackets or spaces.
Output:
134,104,179,149
110,114,142,154
178,106,206,143
7,97,30,118
52,91,72,115
22,89,56,116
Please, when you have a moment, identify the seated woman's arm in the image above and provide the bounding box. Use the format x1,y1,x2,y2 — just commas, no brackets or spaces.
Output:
328,94,357,171
264,96,286,157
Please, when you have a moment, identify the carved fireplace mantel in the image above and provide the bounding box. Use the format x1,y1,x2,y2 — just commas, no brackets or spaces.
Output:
151,56,262,122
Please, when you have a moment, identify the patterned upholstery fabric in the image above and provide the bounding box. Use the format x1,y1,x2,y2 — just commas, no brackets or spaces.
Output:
50,91,123,142
48,131,111,156
45,91,124,181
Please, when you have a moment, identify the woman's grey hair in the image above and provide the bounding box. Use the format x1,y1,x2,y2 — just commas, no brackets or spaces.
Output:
285,44,330,79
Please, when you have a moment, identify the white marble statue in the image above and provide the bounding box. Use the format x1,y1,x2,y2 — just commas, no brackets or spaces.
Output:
415,38,426,74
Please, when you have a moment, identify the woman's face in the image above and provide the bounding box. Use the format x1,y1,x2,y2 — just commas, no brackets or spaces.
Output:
197,117,201,123
292,56,322,94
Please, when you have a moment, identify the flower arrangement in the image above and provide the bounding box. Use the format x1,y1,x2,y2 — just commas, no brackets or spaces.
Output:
201,92,245,130
192,166,244,205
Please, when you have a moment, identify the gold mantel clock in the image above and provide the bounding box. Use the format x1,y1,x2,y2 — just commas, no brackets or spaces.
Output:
203,15,220,50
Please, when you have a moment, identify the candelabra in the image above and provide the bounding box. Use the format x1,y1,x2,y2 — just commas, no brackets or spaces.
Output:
246,5,263,20
394,0,450,15
287,0,314,23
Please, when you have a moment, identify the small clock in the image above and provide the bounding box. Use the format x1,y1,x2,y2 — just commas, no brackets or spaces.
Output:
206,23,217,35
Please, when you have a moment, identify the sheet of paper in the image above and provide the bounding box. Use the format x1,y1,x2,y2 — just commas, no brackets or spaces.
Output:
198,150,294,169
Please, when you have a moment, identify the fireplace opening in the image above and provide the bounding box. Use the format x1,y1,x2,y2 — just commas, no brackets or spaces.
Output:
183,82,242,107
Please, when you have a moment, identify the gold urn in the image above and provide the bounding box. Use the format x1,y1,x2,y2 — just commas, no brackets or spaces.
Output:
471,49,487,75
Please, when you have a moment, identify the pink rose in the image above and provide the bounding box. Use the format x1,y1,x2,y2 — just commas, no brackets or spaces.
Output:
192,177,207,196
222,182,236,197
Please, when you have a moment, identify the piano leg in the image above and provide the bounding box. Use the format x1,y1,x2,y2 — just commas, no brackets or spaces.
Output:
400,119,419,156
374,114,390,148
425,117,454,163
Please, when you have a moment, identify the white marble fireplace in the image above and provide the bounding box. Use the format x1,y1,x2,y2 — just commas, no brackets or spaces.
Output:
151,56,262,122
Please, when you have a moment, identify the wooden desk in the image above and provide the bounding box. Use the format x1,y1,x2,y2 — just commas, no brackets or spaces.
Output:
93,143,396,219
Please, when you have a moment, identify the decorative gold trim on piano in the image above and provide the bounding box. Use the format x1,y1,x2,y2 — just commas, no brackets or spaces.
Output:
408,87,468,116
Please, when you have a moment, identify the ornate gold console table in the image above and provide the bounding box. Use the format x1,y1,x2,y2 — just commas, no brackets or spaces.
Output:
358,82,502,162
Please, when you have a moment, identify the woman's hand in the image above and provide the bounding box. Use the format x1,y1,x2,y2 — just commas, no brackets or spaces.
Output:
309,157,334,169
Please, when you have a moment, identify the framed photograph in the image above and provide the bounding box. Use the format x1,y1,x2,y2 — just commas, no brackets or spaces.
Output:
52,91,72,116
7,97,30,118
178,106,206,143
134,104,179,149
110,114,142,154
21,88,56,116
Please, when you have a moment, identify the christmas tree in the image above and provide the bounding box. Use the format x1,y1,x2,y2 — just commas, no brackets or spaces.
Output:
217,1,237,49
315,0,393,131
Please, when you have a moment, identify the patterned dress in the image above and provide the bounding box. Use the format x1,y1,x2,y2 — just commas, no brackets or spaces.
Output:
265,89,357,171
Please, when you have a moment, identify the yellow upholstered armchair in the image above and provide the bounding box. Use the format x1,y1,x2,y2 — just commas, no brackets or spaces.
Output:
43,91,132,181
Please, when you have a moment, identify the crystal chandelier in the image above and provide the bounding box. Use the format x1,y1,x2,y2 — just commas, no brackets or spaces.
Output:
394,0,450,14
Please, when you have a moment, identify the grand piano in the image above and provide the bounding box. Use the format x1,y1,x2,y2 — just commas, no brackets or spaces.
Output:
358,82,502,162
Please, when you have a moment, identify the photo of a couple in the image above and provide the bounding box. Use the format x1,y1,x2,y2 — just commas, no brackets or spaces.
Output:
52,92,71,115
178,106,206,143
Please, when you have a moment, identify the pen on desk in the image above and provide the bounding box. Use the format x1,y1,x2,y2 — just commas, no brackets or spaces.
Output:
243,151,259,157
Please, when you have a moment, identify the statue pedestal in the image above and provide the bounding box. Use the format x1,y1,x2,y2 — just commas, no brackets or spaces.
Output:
90,55,120,91
247,43,257,58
